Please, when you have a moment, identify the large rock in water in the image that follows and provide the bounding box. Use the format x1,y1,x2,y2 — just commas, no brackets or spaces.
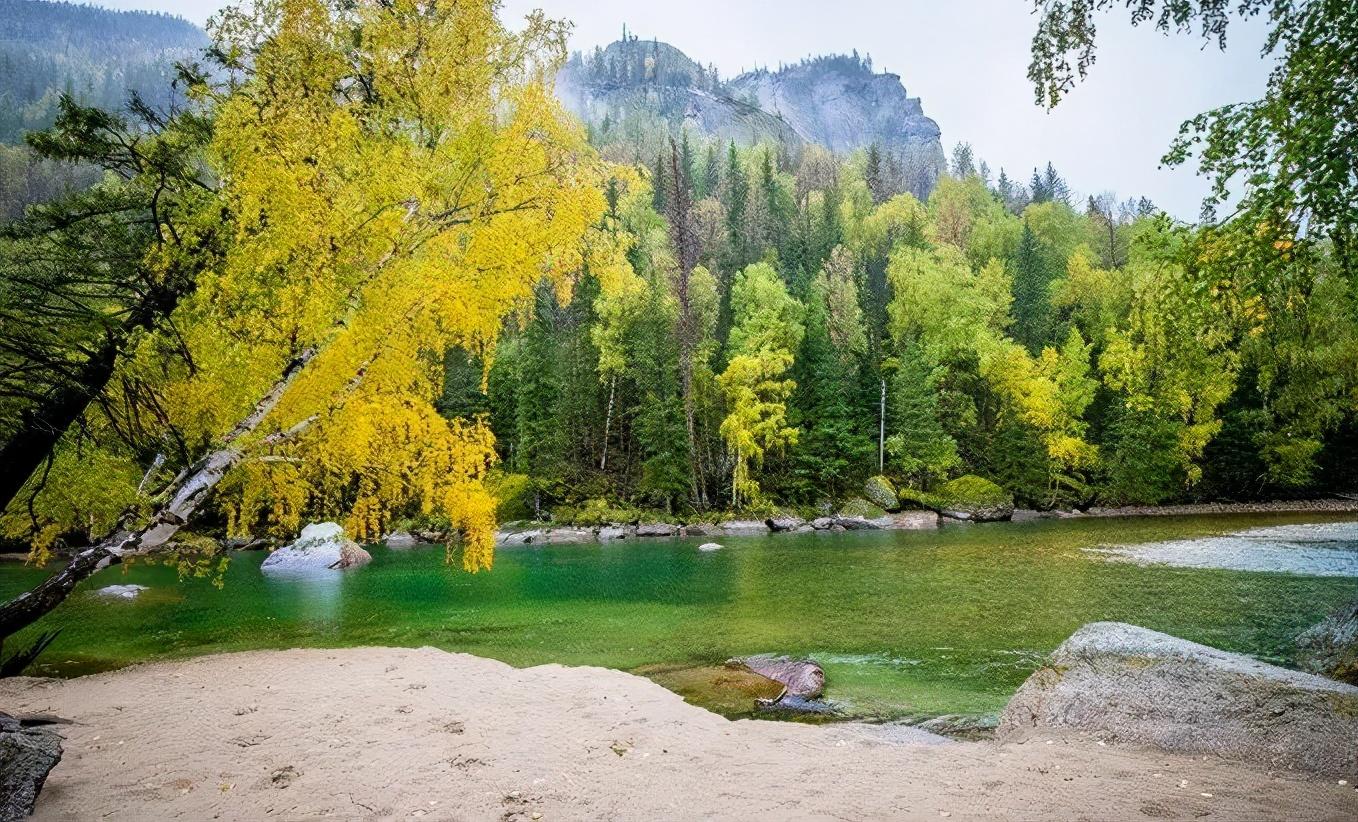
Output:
261,522,371,575
0,713,62,820
998,622,1358,777
730,655,825,699
1296,597,1358,684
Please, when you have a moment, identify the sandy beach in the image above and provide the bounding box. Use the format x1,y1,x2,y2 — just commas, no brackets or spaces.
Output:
3,646,1354,821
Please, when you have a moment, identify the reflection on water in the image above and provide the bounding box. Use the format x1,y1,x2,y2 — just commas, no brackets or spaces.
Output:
2,511,1357,719
1087,521,1358,576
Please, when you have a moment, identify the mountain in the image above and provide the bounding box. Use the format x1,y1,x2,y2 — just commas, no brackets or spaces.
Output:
558,37,945,198
0,0,207,143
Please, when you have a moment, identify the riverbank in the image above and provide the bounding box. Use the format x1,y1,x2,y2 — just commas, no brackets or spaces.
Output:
3,646,1354,820
486,497,1358,547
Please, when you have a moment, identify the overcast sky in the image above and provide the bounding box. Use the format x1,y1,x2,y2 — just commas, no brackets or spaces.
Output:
97,0,1274,219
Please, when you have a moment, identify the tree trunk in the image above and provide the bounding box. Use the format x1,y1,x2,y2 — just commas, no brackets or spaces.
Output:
0,348,315,642
0,285,184,516
879,376,887,472
599,375,615,471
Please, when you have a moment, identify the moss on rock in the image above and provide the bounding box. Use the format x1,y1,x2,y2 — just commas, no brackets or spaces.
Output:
863,476,900,512
914,475,1014,522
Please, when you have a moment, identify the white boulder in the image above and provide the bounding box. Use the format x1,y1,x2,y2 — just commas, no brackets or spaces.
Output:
261,523,371,575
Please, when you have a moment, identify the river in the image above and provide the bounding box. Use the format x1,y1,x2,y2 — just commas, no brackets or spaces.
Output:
2,512,1356,722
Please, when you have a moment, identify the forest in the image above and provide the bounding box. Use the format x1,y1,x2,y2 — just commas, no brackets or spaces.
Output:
0,0,1355,577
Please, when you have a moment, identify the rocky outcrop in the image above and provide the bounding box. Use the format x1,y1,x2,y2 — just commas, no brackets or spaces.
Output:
557,40,945,200
260,523,371,575
729,655,826,699
92,584,147,600
0,712,62,820
998,622,1358,777
863,476,900,512
1296,597,1358,685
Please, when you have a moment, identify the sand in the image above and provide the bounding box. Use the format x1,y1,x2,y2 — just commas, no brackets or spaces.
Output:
2,647,1354,821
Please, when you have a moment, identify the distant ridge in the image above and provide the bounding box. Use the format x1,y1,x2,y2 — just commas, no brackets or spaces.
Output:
558,36,945,199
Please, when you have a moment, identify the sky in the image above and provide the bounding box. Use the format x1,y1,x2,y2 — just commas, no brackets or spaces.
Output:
96,0,1276,220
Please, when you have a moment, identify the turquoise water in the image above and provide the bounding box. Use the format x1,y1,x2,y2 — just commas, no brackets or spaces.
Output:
2,512,1355,720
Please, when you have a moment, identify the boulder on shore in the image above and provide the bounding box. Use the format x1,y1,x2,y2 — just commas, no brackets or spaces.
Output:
597,525,634,542
1296,597,1358,685
383,530,418,549
635,522,680,538
0,713,61,820
729,654,825,699
998,621,1358,777
261,523,371,575
765,515,805,532
719,519,769,534
863,476,900,512
918,475,1014,522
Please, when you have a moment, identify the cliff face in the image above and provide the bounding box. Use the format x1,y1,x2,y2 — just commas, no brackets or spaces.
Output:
557,40,945,198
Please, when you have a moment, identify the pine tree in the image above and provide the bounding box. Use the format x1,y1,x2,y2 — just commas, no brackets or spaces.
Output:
702,142,720,200
515,286,568,517
885,342,958,487
1011,222,1053,353
865,142,887,205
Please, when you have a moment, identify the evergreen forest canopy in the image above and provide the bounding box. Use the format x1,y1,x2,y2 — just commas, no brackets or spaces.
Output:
0,0,1354,618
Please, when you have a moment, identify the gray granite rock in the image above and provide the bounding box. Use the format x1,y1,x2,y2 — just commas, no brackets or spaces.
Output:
261,523,371,575
999,621,1358,777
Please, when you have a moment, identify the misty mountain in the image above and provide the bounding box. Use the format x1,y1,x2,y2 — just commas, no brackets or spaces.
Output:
559,36,945,198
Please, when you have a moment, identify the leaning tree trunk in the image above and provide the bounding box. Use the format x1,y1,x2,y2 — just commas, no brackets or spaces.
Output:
0,284,186,517
0,348,315,642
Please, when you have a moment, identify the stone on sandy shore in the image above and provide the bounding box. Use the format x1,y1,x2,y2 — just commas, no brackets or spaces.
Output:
0,713,62,820
998,621,1358,777
635,523,680,537
730,655,826,699
261,523,371,575
93,584,148,600
698,543,724,552
384,530,418,549
1296,597,1358,685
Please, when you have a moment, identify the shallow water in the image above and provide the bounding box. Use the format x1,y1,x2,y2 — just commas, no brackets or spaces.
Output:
2,512,1356,721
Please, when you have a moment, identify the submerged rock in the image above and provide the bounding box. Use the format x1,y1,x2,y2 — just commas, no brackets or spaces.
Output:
697,542,724,552
730,655,825,699
998,621,1358,777
755,693,838,716
0,713,62,820
93,584,147,600
261,523,371,575
1296,597,1358,685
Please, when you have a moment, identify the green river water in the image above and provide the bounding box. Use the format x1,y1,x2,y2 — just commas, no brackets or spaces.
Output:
2,512,1356,721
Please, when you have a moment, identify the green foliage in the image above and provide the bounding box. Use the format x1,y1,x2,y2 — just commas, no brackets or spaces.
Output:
885,343,959,487
838,497,887,519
